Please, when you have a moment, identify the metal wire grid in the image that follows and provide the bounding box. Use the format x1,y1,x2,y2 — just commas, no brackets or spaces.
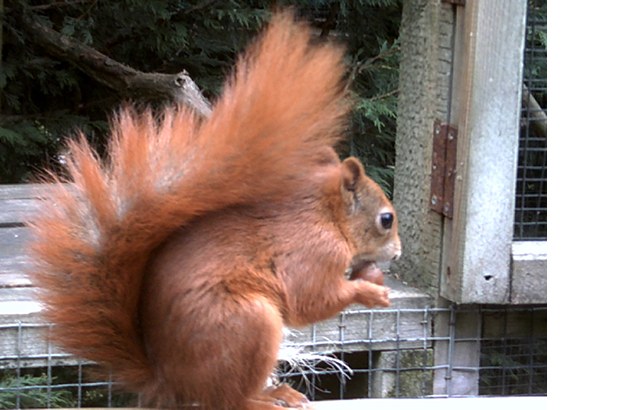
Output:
479,337,547,396
0,305,547,407
278,308,436,400
477,305,547,397
0,323,124,408
514,0,547,240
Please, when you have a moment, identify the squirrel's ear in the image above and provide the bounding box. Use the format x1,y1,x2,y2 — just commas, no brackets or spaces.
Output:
342,157,365,191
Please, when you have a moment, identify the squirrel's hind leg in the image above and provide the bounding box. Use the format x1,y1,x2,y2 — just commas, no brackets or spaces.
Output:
257,383,310,408
247,397,310,410
183,295,302,410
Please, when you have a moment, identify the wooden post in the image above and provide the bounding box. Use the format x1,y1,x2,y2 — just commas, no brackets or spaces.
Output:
395,0,531,397
432,302,481,396
440,0,528,304
510,241,547,304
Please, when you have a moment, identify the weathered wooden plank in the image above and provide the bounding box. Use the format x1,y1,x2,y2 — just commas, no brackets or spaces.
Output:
0,184,52,225
0,271,32,289
440,0,528,304
0,184,72,224
0,185,434,369
481,304,546,339
432,0,529,397
0,184,51,200
0,301,73,369
288,277,432,353
393,0,454,297
0,185,59,289
0,276,432,368
0,284,36,301
26,397,550,410
0,227,33,288
0,198,40,225
0,227,31,257
312,397,547,409
510,241,547,304
433,301,481,397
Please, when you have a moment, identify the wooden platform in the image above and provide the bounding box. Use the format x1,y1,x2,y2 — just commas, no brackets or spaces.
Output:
46,397,548,410
0,184,432,368
313,397,547,410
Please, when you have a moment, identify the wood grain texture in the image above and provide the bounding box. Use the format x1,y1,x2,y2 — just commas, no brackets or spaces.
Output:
32,397,550,410
312,397,547,410
440,0,527,304
510,241,547,304
393,0,455,298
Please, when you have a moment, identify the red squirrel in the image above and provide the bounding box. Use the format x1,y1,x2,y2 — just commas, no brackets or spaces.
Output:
28,12,401,410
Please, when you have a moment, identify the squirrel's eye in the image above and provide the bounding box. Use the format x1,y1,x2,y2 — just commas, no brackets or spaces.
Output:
379,212,394,230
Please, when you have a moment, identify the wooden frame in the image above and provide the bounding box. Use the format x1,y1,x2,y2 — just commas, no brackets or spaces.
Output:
393,0,546,305
438,0,545,304
391,0,545,397
25,396,549,410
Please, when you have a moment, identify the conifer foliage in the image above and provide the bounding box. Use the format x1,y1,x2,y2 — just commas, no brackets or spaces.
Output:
1,1,400,191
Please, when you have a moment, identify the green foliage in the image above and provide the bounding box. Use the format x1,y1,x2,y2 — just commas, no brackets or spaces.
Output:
525,0,547,103
1,0,401,190
479,338,547,396
349,38,400,197
0,366,136,409
0,371,73,408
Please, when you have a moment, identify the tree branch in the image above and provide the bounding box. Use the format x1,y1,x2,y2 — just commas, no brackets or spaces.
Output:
319,3,339,39
15,7,212,117
345,46,400,92
27,1,96,11
522,83,546,138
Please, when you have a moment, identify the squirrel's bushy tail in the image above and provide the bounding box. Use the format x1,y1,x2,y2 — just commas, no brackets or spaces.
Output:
28,12,349,392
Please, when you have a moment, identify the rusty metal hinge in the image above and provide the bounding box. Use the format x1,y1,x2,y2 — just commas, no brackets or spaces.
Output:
430,121,458,218
441,0,465,5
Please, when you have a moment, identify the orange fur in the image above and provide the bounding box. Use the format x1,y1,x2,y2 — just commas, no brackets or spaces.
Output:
28,12,401,410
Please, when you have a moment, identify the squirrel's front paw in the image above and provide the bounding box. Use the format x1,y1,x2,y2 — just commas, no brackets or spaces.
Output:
354,281,390,308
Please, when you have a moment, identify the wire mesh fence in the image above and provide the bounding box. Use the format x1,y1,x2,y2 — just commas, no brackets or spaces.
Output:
0,323,122,408
478,305,547,396
278,308,436,400
0,304,546,408
479,337,547,396
514,0,547,240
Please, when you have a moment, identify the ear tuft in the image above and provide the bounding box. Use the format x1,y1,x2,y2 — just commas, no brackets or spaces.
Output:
342,157,364,191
